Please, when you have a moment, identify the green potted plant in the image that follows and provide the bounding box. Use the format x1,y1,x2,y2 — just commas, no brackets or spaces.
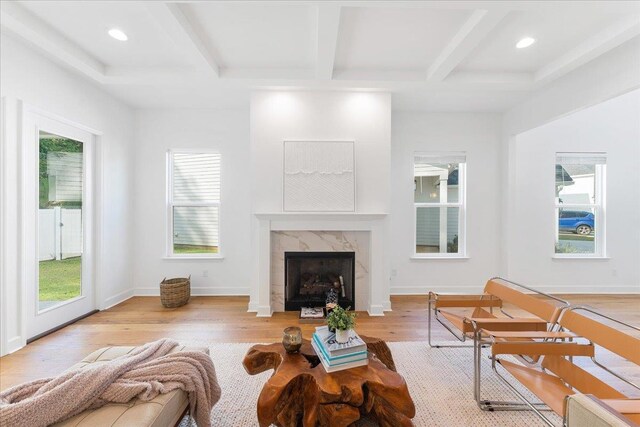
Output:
327,306,357,343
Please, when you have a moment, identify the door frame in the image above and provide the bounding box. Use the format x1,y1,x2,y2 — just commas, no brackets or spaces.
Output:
21,103,103,340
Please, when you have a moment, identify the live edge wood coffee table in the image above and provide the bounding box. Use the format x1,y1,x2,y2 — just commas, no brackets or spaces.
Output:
242,336,415,427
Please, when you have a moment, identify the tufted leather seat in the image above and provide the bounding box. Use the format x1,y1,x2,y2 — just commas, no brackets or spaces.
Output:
53,345,208,427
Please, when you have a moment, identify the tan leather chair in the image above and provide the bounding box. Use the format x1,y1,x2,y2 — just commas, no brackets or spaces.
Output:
428,277,569,348
484,306,640,426
429,278,571,410
53,345,209,427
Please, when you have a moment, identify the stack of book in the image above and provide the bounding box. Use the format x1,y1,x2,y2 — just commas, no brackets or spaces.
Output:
311,325,368,373
299,307,326,324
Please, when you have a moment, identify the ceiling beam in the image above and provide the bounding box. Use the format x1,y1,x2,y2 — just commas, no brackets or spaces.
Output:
534,16,640,87
445,70,533,88
427,9,508,82
0,1,105,83
102,66,206,85
315,4,341,80
145,2,220,77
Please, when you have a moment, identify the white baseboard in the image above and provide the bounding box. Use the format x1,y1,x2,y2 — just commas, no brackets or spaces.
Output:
391,284,640,295
391,285,483,295
367,304,385,316
3,335,25,356
102,289,135,310
134,287,250,296
255,305,273,317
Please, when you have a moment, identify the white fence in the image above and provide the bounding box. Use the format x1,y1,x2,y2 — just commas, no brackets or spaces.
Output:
39,207,82,261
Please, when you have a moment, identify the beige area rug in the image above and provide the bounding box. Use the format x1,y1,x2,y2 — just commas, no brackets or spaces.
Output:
181,341,561,427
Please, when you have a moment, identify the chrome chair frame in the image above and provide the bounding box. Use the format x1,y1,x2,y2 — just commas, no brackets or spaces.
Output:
472,325,554,415
427,291,494,348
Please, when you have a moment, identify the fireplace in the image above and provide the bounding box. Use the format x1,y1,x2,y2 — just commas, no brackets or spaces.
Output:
284,252,355,311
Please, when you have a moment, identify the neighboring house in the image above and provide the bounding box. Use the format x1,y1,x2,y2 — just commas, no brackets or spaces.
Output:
415,167,458,249
46,152,82,203
558,164,596,205
39,152,83,260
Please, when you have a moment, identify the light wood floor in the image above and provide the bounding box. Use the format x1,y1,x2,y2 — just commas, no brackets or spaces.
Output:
1,294,639,391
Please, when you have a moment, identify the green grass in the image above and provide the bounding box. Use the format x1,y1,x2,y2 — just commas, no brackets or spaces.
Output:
39,257,81,301
173,244,219,254
557,233,594,242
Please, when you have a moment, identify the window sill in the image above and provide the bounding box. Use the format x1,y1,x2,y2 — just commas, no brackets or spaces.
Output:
163,255,225,260
552,255,609,260
411,255,469,260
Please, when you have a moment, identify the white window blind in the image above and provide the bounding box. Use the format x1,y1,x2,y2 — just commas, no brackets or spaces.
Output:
414,153,466,165
172,153,220,204
556,153,606,165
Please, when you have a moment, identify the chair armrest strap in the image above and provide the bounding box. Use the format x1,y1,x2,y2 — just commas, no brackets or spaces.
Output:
481,330,578,339
469,318,548,332
600,399,640,416
429,293,502,308
492,342,594,357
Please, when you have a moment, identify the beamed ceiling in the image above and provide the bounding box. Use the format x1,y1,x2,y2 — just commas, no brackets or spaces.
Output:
1,1,639,111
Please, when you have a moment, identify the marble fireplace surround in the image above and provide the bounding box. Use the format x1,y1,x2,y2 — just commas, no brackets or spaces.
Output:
271,231,369,312
249,213,391,317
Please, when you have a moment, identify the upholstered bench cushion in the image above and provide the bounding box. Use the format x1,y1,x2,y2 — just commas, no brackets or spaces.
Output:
565,394,639,427
53,345,208,427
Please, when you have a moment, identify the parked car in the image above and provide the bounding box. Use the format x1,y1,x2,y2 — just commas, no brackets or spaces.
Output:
559,210,594,235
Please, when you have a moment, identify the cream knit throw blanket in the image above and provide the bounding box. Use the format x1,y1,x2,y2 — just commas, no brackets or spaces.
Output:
0,339,221,427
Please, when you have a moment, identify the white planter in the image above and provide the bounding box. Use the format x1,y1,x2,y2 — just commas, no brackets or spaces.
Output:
335,329,351,344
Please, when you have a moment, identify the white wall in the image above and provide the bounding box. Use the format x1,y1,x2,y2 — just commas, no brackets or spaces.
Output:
500,38,640,274
132,109,251,295
249,91,392,313
390,113,503,293
503,38,640,138
250,91,392,213
506,90,640,292
0,33,136,355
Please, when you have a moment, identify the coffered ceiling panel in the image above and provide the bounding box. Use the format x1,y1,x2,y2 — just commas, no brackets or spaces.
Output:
459,8,632,73
180,2,316,70
18,1,192,68
334,7,473,73
2,1,638,111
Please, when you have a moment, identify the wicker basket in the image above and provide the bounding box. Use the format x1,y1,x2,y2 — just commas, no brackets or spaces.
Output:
160,276,191,308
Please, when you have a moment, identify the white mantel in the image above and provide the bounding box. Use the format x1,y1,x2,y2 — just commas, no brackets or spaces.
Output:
255,212,388,224
248,212,391,317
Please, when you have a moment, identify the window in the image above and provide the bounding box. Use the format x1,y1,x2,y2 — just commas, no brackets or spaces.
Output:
414,153,466,257
167,151,221,257
555,153,606,257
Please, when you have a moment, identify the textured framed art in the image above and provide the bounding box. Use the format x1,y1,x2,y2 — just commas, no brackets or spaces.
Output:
283,140,355,212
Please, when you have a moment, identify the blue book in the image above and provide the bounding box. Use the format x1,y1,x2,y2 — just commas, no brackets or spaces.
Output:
314,326,367,356
311,340,368,373
312,333,367,365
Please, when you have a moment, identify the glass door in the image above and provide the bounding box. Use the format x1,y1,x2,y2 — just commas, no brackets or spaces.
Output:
24,112,95,339
38,131,84,311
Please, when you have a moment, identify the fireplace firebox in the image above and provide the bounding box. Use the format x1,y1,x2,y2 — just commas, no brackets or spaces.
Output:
284,252,355,311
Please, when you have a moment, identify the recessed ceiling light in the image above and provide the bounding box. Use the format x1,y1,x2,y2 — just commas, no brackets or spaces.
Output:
108,28,128,41
516,37,535,49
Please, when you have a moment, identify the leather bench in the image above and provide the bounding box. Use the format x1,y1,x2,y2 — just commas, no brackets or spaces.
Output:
565,394,640,427
53,345,208,427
